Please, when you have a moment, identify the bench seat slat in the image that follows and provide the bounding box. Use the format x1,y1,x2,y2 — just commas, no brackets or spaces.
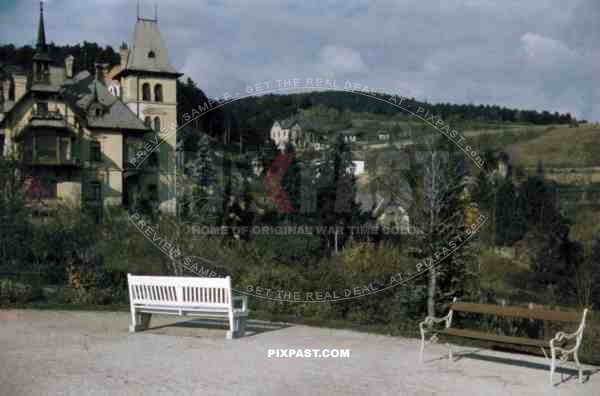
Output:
136,304,229,311
450,303,581,322
440,328,554,347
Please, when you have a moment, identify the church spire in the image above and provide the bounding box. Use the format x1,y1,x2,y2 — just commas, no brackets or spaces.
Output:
36,1,46,52
33,1,51,83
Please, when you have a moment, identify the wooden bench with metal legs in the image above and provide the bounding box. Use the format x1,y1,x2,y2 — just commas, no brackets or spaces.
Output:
419,298,589,386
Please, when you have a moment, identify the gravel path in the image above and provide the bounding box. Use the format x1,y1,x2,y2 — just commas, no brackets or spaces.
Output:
0,309,597,396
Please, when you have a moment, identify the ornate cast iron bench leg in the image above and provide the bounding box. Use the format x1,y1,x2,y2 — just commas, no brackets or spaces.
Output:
549,309,588,386
419,297,456,363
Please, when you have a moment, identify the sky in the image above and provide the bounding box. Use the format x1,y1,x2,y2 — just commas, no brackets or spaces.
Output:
0,0,598,120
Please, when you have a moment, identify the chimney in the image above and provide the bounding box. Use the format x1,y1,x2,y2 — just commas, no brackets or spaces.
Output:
102,64,110,80
2,80,9,102
13,75,27,103
94,63,107,81
65,55,74,78
119,42,129,69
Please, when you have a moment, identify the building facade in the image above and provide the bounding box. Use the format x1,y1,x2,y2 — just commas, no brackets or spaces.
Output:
0,3,180,218
270,118,321,151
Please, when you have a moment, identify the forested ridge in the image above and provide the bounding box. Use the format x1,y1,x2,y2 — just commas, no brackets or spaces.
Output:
1,43,578,136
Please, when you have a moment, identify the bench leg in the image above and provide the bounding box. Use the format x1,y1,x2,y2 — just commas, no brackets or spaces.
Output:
236,316,247,338
574,350,583,383
129,313,152,333
226,315,247,339
550,348,556,386
419,327,425,363
129,306,137,333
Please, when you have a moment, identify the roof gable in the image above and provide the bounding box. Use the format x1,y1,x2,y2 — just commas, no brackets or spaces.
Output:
62,71,149,131
125,19,178,74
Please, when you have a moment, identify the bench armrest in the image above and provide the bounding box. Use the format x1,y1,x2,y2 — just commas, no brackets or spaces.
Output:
419,297,457,332
419,312,452,332
551,329,579,344
233,295,248,312
550,308,588,352
550,327,584,351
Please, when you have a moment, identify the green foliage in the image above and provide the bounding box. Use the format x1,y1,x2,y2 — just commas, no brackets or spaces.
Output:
0,279,41,303
0,42,120,75
0,158,31,271
494,180,527,245
223,91,575,136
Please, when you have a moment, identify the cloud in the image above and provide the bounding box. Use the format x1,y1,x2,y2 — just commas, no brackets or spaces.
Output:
521,33,575,67
317,45,367,77
0,0,598,120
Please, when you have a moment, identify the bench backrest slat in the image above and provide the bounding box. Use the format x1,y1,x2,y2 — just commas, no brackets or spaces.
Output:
450,302,581,322
128,274,232,308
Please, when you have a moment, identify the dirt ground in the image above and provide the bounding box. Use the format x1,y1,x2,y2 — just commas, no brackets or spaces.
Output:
0,309,597,395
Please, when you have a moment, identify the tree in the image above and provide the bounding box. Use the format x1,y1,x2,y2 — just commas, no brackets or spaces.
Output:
315,133,362,255
578,235,600,309
494,179,527,245
0,157,31,273
414,136,470,317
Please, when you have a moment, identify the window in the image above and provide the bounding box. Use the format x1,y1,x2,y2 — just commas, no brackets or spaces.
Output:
154,84,163,102
36,135,57,162
142,83,151,101
90,141,101,163
37,102,48,114
88,181,102,202
8,81,15,101
24,135,33,162
144,116,152,128
149,151,159,168
59,138,71,161
153,117,161,133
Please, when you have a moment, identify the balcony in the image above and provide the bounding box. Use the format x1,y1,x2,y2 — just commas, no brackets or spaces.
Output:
22,157,81,167
28,109,68,129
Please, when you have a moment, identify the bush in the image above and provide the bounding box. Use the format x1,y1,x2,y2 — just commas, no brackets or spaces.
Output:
0,279,41,304
53,286,127,306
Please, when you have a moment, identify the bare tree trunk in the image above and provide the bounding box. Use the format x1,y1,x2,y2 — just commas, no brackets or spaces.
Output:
427,146,437,317
428,265,436,317
334,228,338,255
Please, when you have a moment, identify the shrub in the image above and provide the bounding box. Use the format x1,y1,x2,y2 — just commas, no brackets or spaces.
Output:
0,279,40,303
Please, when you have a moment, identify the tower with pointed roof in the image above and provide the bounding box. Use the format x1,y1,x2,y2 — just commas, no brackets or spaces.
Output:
0,2,161,221
115,10,181,214
32,1,51,85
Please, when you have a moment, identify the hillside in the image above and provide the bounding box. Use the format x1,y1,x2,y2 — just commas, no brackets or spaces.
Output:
506,125,600,168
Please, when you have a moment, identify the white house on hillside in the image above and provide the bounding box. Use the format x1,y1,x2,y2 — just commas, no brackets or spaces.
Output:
270,117,321,151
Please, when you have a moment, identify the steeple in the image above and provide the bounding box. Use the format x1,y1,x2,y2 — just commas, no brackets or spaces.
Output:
36,1,46,52
33,1,51,67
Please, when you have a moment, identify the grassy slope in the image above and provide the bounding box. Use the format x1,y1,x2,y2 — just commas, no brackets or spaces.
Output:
506,126,600,168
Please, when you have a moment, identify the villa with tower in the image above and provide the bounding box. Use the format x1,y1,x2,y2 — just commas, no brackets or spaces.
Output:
0,2,180,219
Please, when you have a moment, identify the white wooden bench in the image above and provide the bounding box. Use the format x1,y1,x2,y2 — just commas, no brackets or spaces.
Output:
127,274,249,339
